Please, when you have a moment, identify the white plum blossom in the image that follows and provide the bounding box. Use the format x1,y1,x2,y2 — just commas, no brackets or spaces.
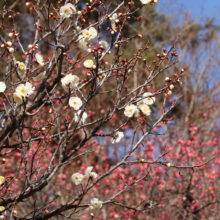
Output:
15,82,35,98
90,198,103,211
74,110,87,123
83,59,94,68
140,0,152,4
112,13,118,21
25,82,35,96
139,104,151,116
85,166,97,183
59,3,76,18
82,27,97,41
137,98,145,107
35,53,45,67
89,172,97,183
78,37,88,51
143,92,156,105
85,166,93,178
17,61,26,74
33,71,46,82
71,173,84,185
16,86,25,96
124,104,139,118
111,13,118,32
61,74,79,91
99,40,109,50
69,97,82,110
0,176,5,185
112,131,124,144
0,82,6,93
13,93,23,104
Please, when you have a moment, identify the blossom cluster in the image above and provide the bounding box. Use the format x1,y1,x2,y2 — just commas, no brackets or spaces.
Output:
71,166,97,185
124,92,155,118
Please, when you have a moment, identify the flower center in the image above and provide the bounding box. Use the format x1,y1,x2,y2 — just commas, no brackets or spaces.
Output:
21,88,25,94
143,106,148,111
85,31,90,37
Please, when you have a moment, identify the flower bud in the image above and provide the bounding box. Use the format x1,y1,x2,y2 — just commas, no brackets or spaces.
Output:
6,41,12,47
28,44,33,49
8,33,14,37
167,90,172,95
137,34,142,38
77,11,82,15
165,77,170,82
169,84,174,90
1,44,5,48
111,31,114,35
92,65,96,69
8,47,14,53
26,2,30,6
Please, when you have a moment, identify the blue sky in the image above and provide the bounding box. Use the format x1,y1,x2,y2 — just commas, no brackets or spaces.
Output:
157,0,220,25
